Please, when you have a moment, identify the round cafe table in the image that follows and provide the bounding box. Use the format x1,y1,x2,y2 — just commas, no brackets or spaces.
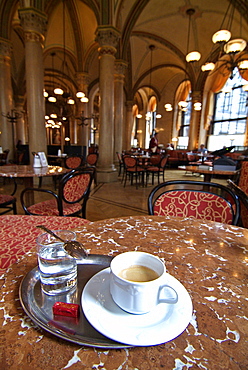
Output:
0,165,71,205
178,165,238,182
0,215,247,369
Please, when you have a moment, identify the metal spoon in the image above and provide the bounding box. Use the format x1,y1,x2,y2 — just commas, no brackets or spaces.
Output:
36,225,88,258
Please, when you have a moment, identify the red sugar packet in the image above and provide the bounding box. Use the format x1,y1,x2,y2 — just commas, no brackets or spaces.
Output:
52,302,80,318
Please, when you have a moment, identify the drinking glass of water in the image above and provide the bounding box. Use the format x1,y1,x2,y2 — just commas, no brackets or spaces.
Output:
36,230,77,295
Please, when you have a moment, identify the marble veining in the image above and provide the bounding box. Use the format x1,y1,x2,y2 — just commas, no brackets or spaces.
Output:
0,215,247,369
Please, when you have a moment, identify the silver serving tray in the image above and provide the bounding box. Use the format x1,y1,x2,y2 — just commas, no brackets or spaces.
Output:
19,254,129,348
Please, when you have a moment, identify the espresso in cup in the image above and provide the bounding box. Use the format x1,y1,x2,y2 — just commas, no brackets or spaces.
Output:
110,251,178,314
118,265,159,282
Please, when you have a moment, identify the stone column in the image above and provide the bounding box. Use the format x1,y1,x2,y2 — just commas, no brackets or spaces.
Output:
188,91,201,150
114,60,127,162
95,26,120,182
19,8,47,163
15,95,26,144
76,72,90,158
0,38,14,158
125,100,134,150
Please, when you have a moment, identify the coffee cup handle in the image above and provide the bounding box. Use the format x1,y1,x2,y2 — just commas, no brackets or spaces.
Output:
158,285,178,304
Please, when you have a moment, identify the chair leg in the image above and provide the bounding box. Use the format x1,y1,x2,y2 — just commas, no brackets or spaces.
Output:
13,201,17,215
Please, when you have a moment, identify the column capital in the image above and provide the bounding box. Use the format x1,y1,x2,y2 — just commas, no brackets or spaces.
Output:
0,38,12,61
191,91,202,102
95,26,120,56
76,72,90,87
126,100,134,110
19,8,47,44
114,60,128,76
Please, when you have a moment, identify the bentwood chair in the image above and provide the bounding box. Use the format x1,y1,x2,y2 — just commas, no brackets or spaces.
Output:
0,149,10,165
20,168,94,218
227,179,248,228
148,180,240,225
146,155,168,185
85,153,98,185
0,180,17,215
123,155,146,189
116,152,124,176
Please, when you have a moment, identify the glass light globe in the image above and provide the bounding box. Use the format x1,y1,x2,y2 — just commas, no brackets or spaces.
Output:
186,51,201,62
238,60,248,70
54,88,64,95
212,30,231,44
76,91,85,98
201,62,215,72
224,39,247,53
178,101,188,108
48,96,56,102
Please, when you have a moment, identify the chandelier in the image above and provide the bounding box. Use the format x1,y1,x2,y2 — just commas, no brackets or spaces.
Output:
44,0,89,105
199,2,248,78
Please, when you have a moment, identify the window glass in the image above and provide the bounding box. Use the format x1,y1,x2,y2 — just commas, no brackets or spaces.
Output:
179,94,192,137
211,69,247,135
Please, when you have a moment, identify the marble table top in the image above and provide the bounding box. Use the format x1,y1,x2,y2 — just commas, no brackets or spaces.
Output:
178,165,238,176
0,165,70,178
0,215,247,369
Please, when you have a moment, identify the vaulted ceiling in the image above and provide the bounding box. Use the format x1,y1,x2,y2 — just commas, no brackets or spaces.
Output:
2,0,248,111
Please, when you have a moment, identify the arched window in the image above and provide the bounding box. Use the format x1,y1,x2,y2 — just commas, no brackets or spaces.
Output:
179,93,192,137
209,69,248,148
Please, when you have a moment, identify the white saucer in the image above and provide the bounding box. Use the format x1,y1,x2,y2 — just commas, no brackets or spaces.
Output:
81,268,193,346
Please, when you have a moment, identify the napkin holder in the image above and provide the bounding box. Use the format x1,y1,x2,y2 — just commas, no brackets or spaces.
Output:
33,152,42,168
32,152,48,168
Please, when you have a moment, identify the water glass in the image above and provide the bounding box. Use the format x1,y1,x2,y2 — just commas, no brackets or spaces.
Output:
36,230,77,295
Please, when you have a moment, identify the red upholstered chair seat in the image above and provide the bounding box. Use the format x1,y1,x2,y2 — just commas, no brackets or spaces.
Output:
26,199,82,216
153,190,234,224
0,194,16,203
0,193,17,215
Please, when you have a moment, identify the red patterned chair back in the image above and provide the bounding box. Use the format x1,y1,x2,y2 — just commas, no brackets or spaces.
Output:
61,171,92,203
150,155,162,166
238,161,248,195
160,156,168,169
187,153,197,162
123,156,137,169
86,153,98,166
228,178,248,228
65,155,83,169
148,180,240,225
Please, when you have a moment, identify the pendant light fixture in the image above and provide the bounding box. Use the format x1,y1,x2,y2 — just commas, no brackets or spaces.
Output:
201,1,248,77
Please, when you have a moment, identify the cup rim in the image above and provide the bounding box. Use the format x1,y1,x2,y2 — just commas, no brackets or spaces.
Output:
110,251,165,285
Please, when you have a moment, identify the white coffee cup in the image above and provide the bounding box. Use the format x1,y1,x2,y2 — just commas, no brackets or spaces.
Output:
110,251,178,314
